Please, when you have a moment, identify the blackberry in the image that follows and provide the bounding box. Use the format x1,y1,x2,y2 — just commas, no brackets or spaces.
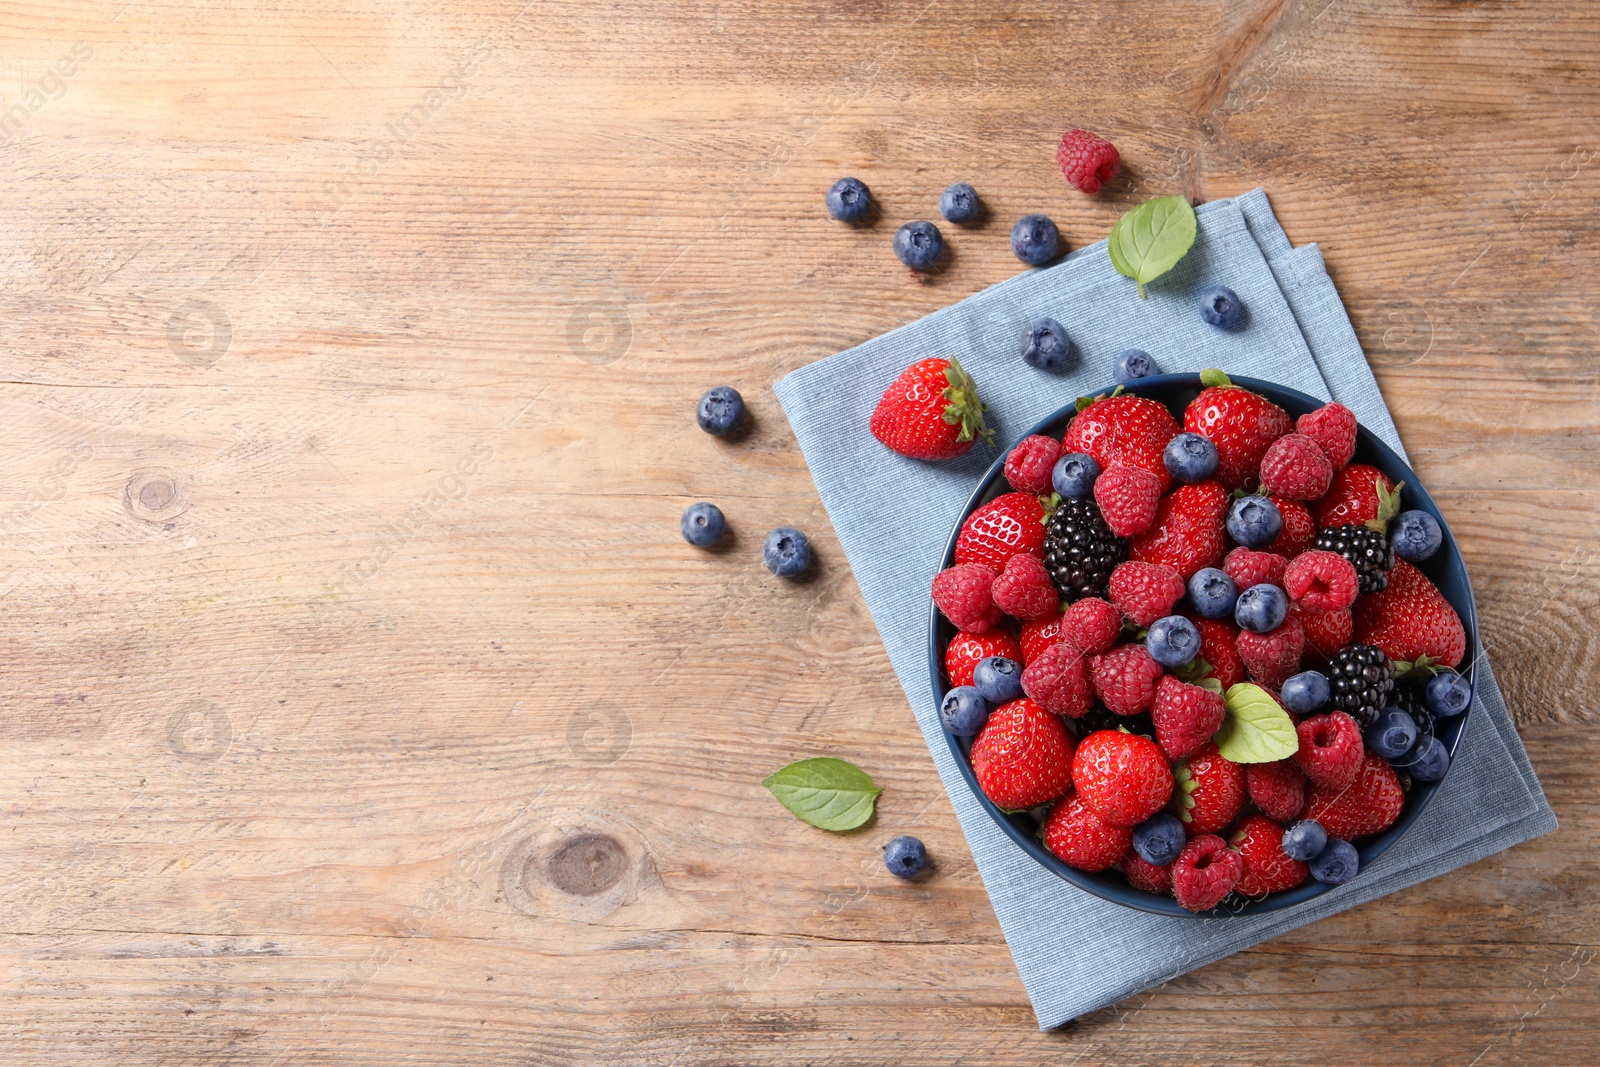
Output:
1043,496,1126,602
1073,705,1154,741
1314,524,1395,595
1327,643,1394,729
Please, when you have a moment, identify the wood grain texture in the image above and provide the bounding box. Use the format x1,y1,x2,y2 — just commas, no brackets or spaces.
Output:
0,0,1596,1063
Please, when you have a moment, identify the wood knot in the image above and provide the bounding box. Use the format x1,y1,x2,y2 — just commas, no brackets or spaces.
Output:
125,469,189,523
545,833,628,896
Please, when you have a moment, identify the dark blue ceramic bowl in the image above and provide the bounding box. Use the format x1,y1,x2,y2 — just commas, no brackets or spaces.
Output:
929,374,1476,917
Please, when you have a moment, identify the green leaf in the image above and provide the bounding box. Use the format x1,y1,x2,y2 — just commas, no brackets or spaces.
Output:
1199,368,1232,388
762,757,881,831
1109,196,1198,298
1213,684,1300,764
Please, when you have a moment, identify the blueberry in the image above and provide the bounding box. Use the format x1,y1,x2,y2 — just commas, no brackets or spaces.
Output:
1146,615,1201,669
883,835,928,879
1187,567,1238,620
1404,735,1451,782
1199,285,1245,330
1309,838,1359,885
1227,495,1283,548
1114,348,1157,385
1392,510,1443,563
1235,583,1288,634
1021,318,1072,371
894,221,944,270
1010,214,1060,266
763,527,811,578
941,685,989,736
972,656,1023,704
939,182,980,224
680,502,726,547
1281,820,1329,862
826,176,871,222
1425,670,1471,718
1052,452,1101,499
1164,432,1219,484
1370,707,1418,760
1280,670,1331,714
696,385,745,435
1132,812,1186,867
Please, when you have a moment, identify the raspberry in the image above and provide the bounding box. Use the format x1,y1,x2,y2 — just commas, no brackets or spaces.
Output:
1189,615,1247,689
1120,853,1173,894
1042,792,1132,872
1294,604,1353,662
990,553,1060,621
1296,402,1357,470
1019,611,1065,664
1236,614,1305,690
1171,834,1243,912
1259,433,1334,501
1267,496,1317,558
1020,641,1092,717
1284,550,1359,612
1223,546,1288,590
1059,596,1123,656
1108,560,1184,627
1094,464,1162,537
1293,711,1364,790
1072,730,1174,826
1151,675,1226,761
1089,643,1164,715
932,563,1003,633
1055,128,1121,194
945,630,1023,687
1245,759,1307,822
1230,815,1309,896
1003,434,1061,495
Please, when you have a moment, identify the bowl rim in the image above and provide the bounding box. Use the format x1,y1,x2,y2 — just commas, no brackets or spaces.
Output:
929,372,1478,918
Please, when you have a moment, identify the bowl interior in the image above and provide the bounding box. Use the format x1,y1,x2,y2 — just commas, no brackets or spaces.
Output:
930,373,1477,918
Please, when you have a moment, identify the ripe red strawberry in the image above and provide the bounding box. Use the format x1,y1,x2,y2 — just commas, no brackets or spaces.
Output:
1171,834,1243,911
1059,596,1123,656
1021,641,1092,717
932,563,1003,633
1170,742,1245,835
1090,643,1165,715
970,698,1076,810
1056,128,1121,194
871,356,992,460
1151,675,1226,760
955,492,1047,573
1004,434,1061,495
1236,615,1305,690
1230,815,1309,896
1189,615,1247,690
1301,751,1404,839
1094,464,1162,537
990,553,1060,621
1284,550,1359,612
1313,463,1397,529
1259,433,1334,501
1108,560,1185,628
1119,852,1173,895
1293,711,1363,790
1127,479,1229,578
1063,393,1181,492
1072,730,1174,826
1294,604,1353,663
1043,792,1132,871
1245,759,1307,822
1296,402,1357,470
1223,546,1288,590
946,630,1023,687
1268,495,1317,558
1182,370,1293,491
1353,559,1467,670
1019,610,1064,664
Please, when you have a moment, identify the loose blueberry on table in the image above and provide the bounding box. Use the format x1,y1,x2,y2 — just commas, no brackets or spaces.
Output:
1010,214,1060,266
939,182,981,224
894,220,945,270
696,385,745,435
826,176,871,222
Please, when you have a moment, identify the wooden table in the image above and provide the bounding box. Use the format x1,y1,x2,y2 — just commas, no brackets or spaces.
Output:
1,1,1595,1063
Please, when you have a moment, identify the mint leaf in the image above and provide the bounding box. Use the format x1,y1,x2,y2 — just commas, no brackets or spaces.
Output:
762,757,881,831
1213,684,1299,763
1109,196,1197,298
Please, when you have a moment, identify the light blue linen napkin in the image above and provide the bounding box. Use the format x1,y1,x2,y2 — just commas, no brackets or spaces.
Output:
773,188,1555,1029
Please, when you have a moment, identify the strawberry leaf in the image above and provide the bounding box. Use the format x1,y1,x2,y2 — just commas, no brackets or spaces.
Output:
940,356,993,447
762,757,881,831
1199,368,1232,389
1367,478,1406,532
1108,196,1197,298
1213,684,1299,764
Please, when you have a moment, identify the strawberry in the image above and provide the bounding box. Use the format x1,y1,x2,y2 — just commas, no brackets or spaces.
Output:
1284,550,1359,612
1058,596,1123,656
1072,730,1174,826
1267,495,1317,558
970,698,1076,810
1004,434,1061,495
1127,479,1230,578
1293,711,1363,790
1171,834,1243,911
870,356,992,461
1020,641,1092,717
1353,559,1467,670
932,563,1003,633
1313,463,1397,529
1230,815,1309,896
1170,741,1246,835
1062,393,1181,492
1236,614,1305,690
1182,370,1293,491
1294,604,1352,663
1301,751,1404,839
1259,433,1334,501
1090,643,1165,715
1019,611,1064,665
1119,852,1173,895
1108,560,1185,627
1223,546,1288,590
1151,674,1226,760
946,630,1023,687
1042,792,1132,872
990,553,1059,621
1188,615,1248,690
1296,402,1357,470
1094,464,1162,537
955,492,1047,573
1245,759,1307,821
